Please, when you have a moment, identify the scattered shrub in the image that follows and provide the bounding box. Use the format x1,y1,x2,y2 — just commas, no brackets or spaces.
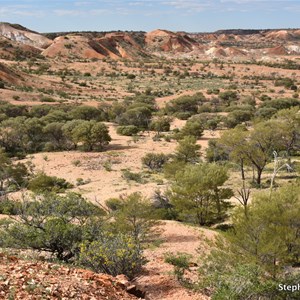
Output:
122,169,144,183
116,125,139,136
79,233,146,279
28,173,73,193
142,153,170,171
164,252,192,282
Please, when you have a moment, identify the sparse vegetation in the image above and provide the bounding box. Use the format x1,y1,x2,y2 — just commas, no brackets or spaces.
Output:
0,23,300,300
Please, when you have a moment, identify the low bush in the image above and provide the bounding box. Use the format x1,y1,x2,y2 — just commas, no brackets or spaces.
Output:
164,252,192,282
142,153,170,171
28,172,73,193
116,125,139,136
122,169,144,183
79,233,146,279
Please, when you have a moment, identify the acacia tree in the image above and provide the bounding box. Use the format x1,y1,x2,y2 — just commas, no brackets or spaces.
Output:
245,120,285,185
150,116,171,135
179,119,204,139
43,122,68,150
0,149,28,194
218,125,248,181
109,192,159,243
272,107,300,156
169,163,233,226
199,184,300,299
72,121,111,151
175,135,201,163
219,121,289,186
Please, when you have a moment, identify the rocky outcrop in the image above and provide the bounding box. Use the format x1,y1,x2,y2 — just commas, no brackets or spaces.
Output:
0,62,23,84
1,23,300,61
42,35,106,59
145,29,198,52
266,45,289,55
0,252,140,299
0,22,52,49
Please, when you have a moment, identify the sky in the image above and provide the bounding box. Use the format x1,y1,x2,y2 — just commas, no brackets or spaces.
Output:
0,0,299,33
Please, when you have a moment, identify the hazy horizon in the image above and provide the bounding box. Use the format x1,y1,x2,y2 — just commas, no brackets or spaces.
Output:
0,0,299,33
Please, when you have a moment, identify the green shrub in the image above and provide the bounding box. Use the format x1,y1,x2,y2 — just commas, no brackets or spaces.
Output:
0,193,105,261
110,192,159,242
179,119,204,139
105,198,123,211
126,74,136,79
76,178,91,186
12,95,20,101
70,106,104,121
219,90,238,106
79,233,146,279
274,77,295,89
165,93,205,117
116,125,139,136
260,98,300,110
40,96,56,103
164,252,192,282
174,111,192,120
175,135,201,163
28,172,73,193
255,107,277,120
0,198,20,215
142,153,170,171
122,169,143,183
199,184,300,299
150,117,171,134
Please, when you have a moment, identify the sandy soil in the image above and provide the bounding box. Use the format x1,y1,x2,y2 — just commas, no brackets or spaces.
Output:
134,220,215,300
21,122,219,204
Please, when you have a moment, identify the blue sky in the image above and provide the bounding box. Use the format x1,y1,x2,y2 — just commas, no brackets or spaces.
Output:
0,0,299,33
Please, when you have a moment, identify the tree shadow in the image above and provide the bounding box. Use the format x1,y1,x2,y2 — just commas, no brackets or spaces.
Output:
162,234,200,243
106,143,138,151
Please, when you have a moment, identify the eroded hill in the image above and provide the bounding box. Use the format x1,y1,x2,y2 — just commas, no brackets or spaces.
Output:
1,22,300,61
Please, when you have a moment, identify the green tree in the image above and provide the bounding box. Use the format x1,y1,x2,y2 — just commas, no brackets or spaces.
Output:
219,90,238,106
246,120,286,185
118,106,152,129
70,105,104,121
0,149,28,193
62,119,83,149
41,110,70,123
273,106,300,155
169,163,233,225
224,109,253,128
165,93,205,119
0,117,28,156
175,136,201,163
72,121,111,151
218,126,248,180
23,117,45,152
43,122,68,150
219,121,288,186
110,192,159,243
205,139,229,163
179,119,204,139
199,183,300,299
150,116,171,135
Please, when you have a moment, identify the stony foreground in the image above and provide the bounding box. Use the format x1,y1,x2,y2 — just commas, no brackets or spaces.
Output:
0,253,139,300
